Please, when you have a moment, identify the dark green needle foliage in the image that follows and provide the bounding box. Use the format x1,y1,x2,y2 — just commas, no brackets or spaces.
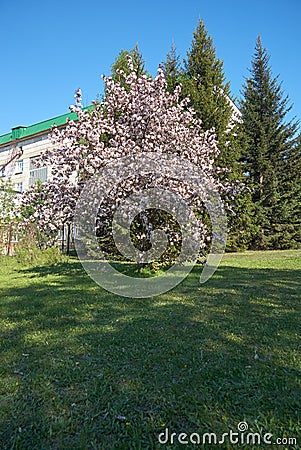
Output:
240,36,300,249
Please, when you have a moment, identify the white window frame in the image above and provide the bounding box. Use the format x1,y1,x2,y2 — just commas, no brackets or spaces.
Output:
29,156,48,186
15,159,24,174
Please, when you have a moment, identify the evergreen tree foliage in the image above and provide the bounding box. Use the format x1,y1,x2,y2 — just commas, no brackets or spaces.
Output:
240,36,299,249
161,40,182,93
182,20,233,137
276,133,301,248
180,20,252,250
111,43,149,90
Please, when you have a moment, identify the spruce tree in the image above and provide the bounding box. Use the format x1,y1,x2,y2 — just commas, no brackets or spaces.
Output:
180,20,252,250
111,43,148,90
161,40,182,93
276,133,301,248
240,36,299,249
182,20,233,136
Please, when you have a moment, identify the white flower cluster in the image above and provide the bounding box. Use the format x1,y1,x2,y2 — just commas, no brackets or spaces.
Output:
20,57,225,254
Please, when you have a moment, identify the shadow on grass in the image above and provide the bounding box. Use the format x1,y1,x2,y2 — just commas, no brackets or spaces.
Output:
0,260,300,449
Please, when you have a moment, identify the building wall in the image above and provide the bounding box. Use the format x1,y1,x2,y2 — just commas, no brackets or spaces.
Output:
0,132,53,192
0,107,90,193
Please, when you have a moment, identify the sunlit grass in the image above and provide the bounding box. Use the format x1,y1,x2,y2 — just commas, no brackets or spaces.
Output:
0,250,300,449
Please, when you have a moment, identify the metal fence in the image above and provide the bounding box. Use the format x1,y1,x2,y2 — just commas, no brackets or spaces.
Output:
58,223,75,255
0,221,75,256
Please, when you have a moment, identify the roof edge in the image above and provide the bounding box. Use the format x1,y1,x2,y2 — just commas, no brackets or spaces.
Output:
0,105,94,147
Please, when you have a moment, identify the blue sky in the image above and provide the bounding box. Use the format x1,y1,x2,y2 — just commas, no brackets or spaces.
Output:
0,0,300,135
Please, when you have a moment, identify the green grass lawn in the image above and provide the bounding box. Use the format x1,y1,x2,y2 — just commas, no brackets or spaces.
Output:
0,250,300,449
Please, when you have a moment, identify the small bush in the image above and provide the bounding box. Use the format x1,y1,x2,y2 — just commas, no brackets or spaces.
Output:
15,234,67,267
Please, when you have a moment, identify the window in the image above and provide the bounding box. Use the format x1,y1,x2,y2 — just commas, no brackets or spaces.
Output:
15,159,23,174
15,182,23,193
1,167,5,177
29,156,48,186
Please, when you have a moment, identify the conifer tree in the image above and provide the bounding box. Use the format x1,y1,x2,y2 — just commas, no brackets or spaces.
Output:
111,43,149,90
161,40,182,93
276,133,301,248
179,20,252,250
240,36,299,249
183,20,233,136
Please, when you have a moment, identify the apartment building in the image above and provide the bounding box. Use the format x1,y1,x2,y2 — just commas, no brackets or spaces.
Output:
0,110,82,193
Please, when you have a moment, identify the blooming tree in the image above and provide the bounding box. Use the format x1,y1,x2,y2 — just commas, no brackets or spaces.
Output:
21,57,228,263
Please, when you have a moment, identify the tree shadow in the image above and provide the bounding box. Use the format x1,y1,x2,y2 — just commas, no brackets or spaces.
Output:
0,261,300,449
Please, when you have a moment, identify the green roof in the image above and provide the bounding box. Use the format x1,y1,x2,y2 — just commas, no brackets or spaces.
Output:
0,106,93,147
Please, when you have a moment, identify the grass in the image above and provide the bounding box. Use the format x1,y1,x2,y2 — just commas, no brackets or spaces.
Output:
0,250,300,449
